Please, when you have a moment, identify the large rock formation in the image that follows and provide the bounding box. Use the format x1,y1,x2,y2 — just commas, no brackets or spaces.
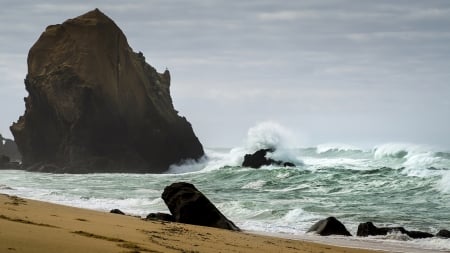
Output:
161,182,240,231
10,9,204,173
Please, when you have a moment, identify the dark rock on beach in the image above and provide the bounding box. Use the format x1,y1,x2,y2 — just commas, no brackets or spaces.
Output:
146,212,174,222
307,217,352,236
242,149,296,169
110,209,125,215
162,182,240,231
357,222,433,239
436,229,450,238
10,9,204,173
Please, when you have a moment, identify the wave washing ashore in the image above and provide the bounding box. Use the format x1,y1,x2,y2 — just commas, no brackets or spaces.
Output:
1,123,450,252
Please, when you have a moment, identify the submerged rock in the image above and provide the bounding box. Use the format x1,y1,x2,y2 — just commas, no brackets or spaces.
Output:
10,9,203,173
242,149,296,168
307,217,352,236
357,222,433,239
161,182,240,231
436,229,450,238
406,230,434,239
357,222,406,237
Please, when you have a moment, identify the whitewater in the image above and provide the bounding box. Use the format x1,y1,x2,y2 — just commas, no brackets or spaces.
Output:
1,122,450,252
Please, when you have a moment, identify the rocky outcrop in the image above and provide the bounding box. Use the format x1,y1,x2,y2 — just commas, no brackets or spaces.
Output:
357,222,433,239
0,134,21,162
110,209,125,215
307,217,352,236
242,149,295,168
436,229,450,238
0,134,21,169
161,182,240,231
10,9,204,173
0,157,20,170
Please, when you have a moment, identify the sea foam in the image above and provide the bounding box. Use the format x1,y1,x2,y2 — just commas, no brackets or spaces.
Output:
438,172,450,193
316,143,361,154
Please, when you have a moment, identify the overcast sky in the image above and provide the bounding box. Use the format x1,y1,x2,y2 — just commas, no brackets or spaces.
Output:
1,0,449,149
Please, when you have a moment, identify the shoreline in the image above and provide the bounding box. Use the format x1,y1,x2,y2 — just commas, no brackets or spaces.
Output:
0,193,385,253
248,230,448,253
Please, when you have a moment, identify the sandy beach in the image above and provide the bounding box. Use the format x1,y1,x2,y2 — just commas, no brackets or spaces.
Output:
0,193,384,253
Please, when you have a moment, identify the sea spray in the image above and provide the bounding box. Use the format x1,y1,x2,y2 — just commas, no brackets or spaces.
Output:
244,122,303,165
316,143,361,154
170,122,304,172
438,171,450,193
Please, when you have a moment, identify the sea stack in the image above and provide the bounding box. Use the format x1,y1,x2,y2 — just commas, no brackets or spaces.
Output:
10,9,204,173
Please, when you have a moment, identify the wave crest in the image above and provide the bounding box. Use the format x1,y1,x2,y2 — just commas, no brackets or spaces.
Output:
373,143,417,159
316,143,362,154
244,122,303,166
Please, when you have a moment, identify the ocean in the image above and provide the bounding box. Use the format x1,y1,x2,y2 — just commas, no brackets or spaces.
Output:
1,123,450,252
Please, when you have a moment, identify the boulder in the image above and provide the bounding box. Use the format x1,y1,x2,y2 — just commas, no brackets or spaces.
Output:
406,230,434,239
357,222,406,237
161,182,240,231
146,212,174,222
307,217,352,236
10,9,204,173
436,229,450,238
110,209,125,215
242,149,296,169
357,222,433,239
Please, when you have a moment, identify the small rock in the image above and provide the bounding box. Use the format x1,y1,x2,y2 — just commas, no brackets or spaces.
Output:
436,229,450,238
110,209,125,215
146,212,174,222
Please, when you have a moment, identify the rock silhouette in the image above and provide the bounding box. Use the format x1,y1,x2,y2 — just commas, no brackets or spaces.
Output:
162,182,240,231
357,222,433,239
242,149,295,168
436,229,450,238
307,216,352,236
109,209,125,215
10,9,203,173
